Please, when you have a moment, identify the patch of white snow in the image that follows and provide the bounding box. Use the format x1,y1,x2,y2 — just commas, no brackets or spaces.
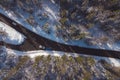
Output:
0,21,25,45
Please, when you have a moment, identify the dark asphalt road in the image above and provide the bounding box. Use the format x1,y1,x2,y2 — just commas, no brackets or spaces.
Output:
0,13,120,59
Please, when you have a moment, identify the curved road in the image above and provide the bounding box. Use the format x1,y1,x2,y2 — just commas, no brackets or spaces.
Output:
0,13,120,59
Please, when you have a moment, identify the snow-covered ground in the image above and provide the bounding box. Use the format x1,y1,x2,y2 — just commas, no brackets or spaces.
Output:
0,21,25,45
6,48,120,67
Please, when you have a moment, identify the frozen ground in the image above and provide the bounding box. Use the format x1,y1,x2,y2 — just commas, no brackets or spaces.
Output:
0,21,25,45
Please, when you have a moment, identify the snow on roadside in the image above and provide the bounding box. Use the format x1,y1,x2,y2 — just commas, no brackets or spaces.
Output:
6,48,120,67
7,48,79,58
94,56,120,67
0,21,25,45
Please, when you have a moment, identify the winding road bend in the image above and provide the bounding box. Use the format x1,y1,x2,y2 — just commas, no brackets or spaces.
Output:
0,13,120,59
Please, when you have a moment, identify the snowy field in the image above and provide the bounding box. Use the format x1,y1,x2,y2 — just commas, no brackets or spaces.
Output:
0,21,25,45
